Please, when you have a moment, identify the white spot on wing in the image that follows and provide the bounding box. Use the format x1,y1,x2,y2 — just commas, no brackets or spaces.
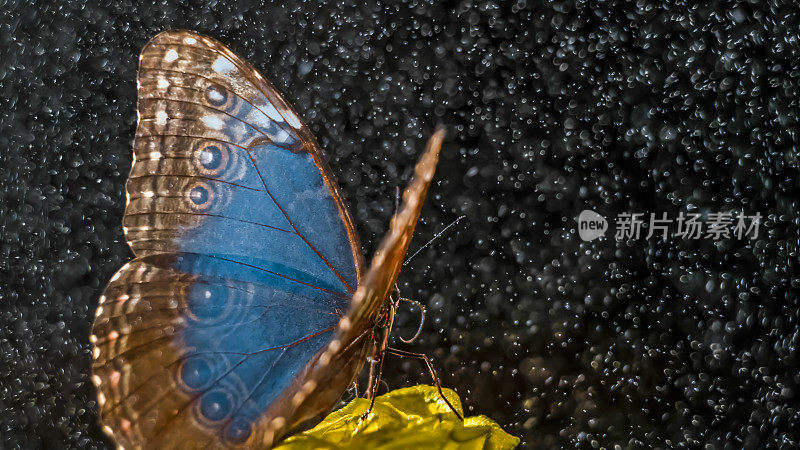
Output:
245,110,272,131
165,49,179,62
230,122,247,140
212,56,236,74
199,151,213,166
157,78,169,89
272,128,291,144
201,115,225,130
207,88,225,104
155,110,168,126
282,108,302,129
262,102,284,123
184,37,197,45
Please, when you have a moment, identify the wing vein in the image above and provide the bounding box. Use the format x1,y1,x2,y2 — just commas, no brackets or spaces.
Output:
124,211,292,233
129,173,263,192
188,252,349,298
242,150,354,294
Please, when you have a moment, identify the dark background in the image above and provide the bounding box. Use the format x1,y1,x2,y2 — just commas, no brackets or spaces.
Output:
2,0,799,448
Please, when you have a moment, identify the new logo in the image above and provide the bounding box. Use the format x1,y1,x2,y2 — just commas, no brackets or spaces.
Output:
577,210,608,241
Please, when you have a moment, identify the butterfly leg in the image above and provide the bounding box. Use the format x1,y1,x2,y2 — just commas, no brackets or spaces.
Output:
365,355,378,399
361,350,386,420
384,347,464,421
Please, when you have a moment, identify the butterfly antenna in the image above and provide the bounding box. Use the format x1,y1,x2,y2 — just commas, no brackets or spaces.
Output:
403,215,467,266
398,298,426,343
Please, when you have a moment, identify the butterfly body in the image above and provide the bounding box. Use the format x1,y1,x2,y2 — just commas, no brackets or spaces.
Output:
91,30,442,448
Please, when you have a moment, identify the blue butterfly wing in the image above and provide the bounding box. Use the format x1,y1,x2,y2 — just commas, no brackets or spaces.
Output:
92,254,348,447
127,31,361,293
92,30,367,448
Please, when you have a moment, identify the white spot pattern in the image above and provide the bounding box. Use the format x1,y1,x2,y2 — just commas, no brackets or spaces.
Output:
212,56,236,74
207,88,225,104
262,102,284,123
201,115,225,130
165,49,178,62
281,108,302,129
272,128,291,145
155,110,168,126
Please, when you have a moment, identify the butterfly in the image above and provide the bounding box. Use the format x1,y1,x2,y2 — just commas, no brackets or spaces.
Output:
90,29,452,449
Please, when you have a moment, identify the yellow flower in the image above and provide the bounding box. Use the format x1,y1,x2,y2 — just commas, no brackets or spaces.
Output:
277,385,519,449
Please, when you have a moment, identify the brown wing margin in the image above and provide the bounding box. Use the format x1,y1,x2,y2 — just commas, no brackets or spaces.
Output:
341,128,445,337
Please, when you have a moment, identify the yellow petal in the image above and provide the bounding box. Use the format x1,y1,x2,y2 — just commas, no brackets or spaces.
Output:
276,385,519,449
